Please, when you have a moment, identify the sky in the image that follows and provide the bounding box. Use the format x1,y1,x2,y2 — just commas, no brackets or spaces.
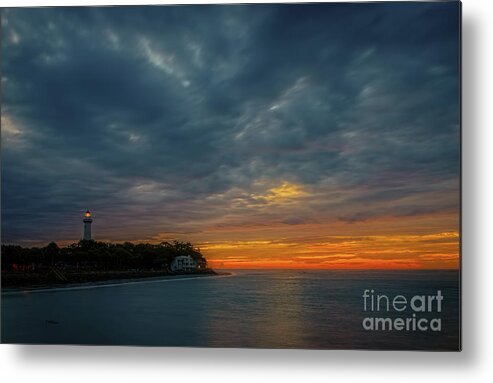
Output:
1,3,460,269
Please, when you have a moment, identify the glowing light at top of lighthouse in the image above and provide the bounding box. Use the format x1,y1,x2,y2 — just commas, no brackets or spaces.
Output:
85,210,91,218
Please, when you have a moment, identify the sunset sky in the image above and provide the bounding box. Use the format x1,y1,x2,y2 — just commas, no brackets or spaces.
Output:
1,3,460,269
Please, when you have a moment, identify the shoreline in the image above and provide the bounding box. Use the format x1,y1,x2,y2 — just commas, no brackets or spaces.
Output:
1,270,232,294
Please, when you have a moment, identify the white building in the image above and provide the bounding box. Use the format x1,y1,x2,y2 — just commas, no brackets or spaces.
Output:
82,210,93,240
170,255,197,272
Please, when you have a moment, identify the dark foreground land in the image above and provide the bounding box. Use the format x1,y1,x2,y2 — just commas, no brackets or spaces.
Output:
1,240,215,290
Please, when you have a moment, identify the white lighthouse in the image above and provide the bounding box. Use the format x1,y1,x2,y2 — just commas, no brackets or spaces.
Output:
83,210,93,241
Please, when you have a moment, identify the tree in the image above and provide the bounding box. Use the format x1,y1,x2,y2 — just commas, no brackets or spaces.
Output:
44,242,60,267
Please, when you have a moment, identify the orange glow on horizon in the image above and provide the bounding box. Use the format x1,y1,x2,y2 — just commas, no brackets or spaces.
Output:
193,212,460,270
201,231,459,270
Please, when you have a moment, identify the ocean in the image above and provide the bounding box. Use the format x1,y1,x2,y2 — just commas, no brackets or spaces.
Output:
1,269,460,350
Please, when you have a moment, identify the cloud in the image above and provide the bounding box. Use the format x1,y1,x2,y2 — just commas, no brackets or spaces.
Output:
1,3,460,249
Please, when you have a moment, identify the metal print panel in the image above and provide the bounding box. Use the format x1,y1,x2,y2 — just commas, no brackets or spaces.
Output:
0,2,461,350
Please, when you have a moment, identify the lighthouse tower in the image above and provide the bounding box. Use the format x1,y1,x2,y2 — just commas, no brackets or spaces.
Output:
83,210,93,241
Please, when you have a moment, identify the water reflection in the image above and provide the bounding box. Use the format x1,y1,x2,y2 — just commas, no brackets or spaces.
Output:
1,270,460,350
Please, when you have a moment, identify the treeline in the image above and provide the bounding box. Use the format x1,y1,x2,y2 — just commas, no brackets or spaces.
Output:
1,240,207,272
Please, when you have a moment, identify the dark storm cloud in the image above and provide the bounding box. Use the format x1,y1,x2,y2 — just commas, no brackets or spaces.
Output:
1,3,460,244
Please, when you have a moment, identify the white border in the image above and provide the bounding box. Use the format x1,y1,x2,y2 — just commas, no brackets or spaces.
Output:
2,0,493,382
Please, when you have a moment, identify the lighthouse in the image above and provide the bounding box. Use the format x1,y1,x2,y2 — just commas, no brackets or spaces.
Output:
83,210,93,241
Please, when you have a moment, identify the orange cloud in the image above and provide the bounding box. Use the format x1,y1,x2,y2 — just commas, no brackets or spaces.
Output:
197,214,459,270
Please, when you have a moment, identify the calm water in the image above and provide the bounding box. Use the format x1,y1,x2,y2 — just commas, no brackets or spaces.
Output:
1,270,460,350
